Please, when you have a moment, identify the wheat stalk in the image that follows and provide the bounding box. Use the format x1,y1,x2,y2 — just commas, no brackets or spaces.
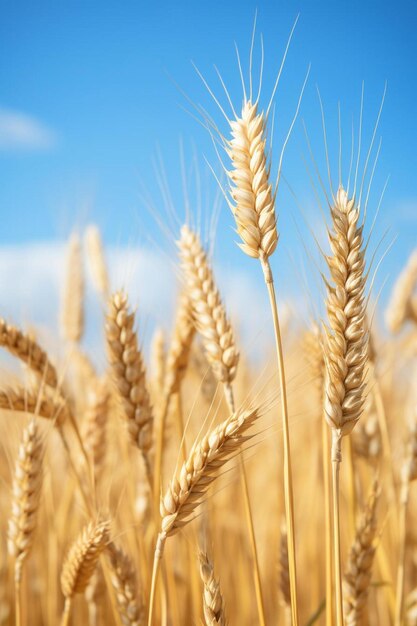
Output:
224,96,298,626
105,291,153,481
60,232,84,343
323,186,369,626
343,480,379,626
199,552,226,626
147,406,261,626
8,419,43,626
107,542,145,626
0,319,58,388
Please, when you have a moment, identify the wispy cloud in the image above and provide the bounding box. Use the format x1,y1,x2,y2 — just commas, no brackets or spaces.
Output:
0,107,57,151
0,242,293,367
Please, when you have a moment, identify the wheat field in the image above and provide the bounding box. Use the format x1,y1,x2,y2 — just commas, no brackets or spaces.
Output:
0,25,416,626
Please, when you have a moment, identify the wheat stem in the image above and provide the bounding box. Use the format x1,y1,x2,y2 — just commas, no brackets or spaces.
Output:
148,533,165,626
395,481,409,626
224,382,266,626
322,418,334,626
60,598,72,626
331,434,344,626
261,257,298,626
15,580,22,626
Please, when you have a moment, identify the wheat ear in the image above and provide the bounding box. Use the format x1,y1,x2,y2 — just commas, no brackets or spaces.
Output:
147,406,261,626
164,292,196,398
385,249,417,333
8,419,43,626
0,318,58,388
343,480,379,626
60,232,84,343
60,519,110,626
107,542,145,626
0,386,70,425
105,291,153,482
323,186,369,626
163,292,196,462
178,226,239,384
225,97,298,626
199,552,226,626
85,565,106,626
83,379,109,485
85,224,110,299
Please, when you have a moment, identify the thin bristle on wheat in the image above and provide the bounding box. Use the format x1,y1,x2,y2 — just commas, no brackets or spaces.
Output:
199,552,226,626
324,187,368,456
0,319,58,388
343,480,379,626
164,292,196,397
8,419,43,582
85,224,110,298
108,542,145,626
226,100,278,261
0,386,70,425
60,232,84,343
385,249,417,333
61,519,110,598
159,407,259,540
179,226,239,384
105,292,153,455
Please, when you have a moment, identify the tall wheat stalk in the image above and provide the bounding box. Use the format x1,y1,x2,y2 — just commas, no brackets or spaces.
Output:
323,187,369,626
225,97,298,625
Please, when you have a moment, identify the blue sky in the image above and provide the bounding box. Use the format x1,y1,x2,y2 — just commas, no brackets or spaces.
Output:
0,1,416,330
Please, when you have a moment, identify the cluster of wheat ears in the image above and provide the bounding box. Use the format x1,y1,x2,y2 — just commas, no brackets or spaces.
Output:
0,26,416,626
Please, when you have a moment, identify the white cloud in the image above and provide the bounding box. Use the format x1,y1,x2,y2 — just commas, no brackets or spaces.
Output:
0,107,57,151
0,241,293,368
